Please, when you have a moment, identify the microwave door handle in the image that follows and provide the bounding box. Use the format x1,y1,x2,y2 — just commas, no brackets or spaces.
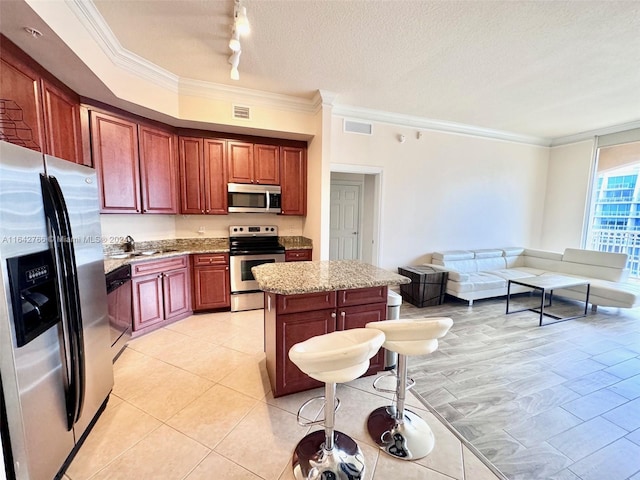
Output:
266,190,270,212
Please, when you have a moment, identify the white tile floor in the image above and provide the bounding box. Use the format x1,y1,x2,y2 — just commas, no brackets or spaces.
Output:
65,309,500,480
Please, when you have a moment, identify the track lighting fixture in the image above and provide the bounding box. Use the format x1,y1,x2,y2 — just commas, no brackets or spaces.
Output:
229,0,249,80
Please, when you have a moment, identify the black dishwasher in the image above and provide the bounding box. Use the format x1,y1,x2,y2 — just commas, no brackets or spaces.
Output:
106,264,132,361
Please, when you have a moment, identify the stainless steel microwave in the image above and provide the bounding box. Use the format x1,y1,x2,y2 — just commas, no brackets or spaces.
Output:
227,183,282,213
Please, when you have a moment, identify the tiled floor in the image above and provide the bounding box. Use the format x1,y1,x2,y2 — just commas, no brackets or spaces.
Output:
403,295,640,480
65,308,499,480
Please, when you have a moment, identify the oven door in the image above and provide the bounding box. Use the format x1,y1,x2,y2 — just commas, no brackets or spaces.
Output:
230,253,285,293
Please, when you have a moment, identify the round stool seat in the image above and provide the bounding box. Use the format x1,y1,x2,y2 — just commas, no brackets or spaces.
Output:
365,317,453,356
289,328,385,383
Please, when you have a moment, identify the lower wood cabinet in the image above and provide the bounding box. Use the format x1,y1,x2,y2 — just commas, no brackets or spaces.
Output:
191,253,230,311
265,285,387,397
284,249,312,261
131,256,191,336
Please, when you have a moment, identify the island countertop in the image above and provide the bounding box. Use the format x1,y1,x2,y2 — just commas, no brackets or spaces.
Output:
252,260,410,295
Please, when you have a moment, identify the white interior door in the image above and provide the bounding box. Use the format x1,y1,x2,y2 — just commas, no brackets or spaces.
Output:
330,182,361,260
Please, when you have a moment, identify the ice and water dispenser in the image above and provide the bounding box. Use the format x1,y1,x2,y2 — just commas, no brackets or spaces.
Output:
7,250,60,347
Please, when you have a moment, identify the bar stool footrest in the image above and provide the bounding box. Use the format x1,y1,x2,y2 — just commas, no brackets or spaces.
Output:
296,395,341,427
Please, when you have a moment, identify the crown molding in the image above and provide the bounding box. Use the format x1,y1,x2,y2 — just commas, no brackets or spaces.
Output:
177,78,318,113
66,0,319,114
550,119,640,147
331,104,551,147
67,0,179,92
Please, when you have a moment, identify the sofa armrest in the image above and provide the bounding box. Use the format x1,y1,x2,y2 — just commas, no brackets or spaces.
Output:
423,263,469,282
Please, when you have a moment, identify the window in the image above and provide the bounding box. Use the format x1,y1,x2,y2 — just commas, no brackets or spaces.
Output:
586,140,640,279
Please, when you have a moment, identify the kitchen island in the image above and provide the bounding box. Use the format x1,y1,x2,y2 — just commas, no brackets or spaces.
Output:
252,260,410,397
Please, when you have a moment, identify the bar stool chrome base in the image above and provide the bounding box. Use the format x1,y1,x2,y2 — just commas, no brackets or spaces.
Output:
367,406,435,460
292,430,366,480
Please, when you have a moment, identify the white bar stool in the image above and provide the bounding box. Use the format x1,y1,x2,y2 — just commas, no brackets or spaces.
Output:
365,317,453,460
288,328,385,480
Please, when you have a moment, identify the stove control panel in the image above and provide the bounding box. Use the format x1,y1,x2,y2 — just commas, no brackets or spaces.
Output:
229,225,278,236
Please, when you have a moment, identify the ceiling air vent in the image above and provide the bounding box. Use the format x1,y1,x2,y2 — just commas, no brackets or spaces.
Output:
233,105,251,120
343,119,372,135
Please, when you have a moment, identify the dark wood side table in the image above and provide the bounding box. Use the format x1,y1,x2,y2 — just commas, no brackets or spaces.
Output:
398,266,448,307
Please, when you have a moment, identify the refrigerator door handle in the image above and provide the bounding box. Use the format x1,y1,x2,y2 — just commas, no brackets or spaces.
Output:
40,174,86,429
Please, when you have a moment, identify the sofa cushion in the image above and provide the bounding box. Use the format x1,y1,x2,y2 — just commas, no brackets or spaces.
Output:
447,272,506,293
502,247,525,257
489,268,537,282
524,248,564,261
432,250,474,261
563,248,628,269
473,249,503,259
561,279,640,308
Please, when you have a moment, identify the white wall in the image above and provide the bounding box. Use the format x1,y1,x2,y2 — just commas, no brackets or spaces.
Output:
540,140,595,252
330,118,550,270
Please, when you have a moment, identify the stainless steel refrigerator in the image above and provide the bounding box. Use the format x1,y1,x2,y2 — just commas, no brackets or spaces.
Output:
0,141,114,480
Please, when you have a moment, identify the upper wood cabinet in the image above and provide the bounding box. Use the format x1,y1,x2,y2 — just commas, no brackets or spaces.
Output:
138,124,178,214
90,110,177,214
91,111,141,213
0,36,84,164
228,141,280,185
280,146,307,215
179,136,227,214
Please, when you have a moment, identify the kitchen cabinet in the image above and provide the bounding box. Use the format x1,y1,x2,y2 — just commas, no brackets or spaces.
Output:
90,111,141,213
279,146,306,215
285,249,312,261
264,285,387,397
138,124,178,213
227,141,279,185
179,136,227,214
90,110,178,213
41,79,84,165
1,35,84,164
191,253,230,311
131,256,191,336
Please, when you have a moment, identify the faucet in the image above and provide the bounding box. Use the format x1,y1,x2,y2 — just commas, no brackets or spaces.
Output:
125,235,135,252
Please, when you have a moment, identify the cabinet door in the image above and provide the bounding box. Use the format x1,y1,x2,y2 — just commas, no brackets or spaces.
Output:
227,141,254,183
192,265,230,310
40,79,83,164
90,111,141,213
337,302,387,374
204,139,227,214
132,274,164,331
254,144,279,185
179,136,205,214
163,267,191,320
139,125,178,214
0,40,44,152
280,146,306,215
277,309,336,396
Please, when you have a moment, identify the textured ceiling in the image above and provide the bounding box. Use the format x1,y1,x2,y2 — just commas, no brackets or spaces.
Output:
4,0,640,141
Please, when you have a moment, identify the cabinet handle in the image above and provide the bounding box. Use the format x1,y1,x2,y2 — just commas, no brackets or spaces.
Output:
201,210,205,213
341,311,345,318
206,209,210,213
331,312,336,318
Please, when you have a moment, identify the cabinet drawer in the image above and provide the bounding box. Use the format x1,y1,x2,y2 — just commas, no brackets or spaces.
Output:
276,291,337,315
192,253,229,267
132,255,188,276
285,249,312,262
337,286,388,307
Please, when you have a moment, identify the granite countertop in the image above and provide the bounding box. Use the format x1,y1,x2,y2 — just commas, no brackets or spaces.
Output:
251,260,410,295
103,236,312,274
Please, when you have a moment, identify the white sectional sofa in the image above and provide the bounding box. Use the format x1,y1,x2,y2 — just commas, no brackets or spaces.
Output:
424,247,640,308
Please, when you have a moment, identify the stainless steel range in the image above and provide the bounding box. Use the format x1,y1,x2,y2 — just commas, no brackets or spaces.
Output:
229,225,285,312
